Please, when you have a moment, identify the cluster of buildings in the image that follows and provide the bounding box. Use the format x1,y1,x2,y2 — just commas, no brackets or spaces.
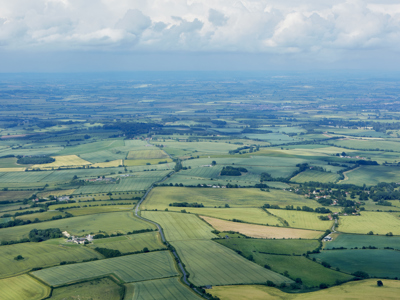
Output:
62,231,93,244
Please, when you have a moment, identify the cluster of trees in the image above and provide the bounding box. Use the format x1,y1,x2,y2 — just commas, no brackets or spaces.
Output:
169,202,204,207
28,228,63,242
263,204,331,213
220,166,248,176
17,156,55,164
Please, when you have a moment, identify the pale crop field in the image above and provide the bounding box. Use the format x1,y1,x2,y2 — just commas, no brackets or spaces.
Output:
268,209,333,231
124,158,173,166
32,251,178,286
291,170,339,183
127,149,169,160
124,277,202,300
32,155,91,169
142,211,217,241
0,274,50,300
171,240,292,286
210,279,400,300
80,150,127,164
201,216,323,239
0,242,102,279
339,211,400,235
91,159,123,168
0,167,26,172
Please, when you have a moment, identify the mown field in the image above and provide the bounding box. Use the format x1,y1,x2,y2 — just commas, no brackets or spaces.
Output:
142,211,217,241
32,251,178,286
343,165,400,186
311,250,400,278
0,274,50,300
210,279,400,300
0,242,102,279
291,170,340,183
0,212,154,242
325,234,400,250
127,149,169,160
124,277,201,300
338,212,400,235
32,155,91,169
171,239,292,286
89,232,166,253
267,209,334,231
50,278,123,300
201,216,323,239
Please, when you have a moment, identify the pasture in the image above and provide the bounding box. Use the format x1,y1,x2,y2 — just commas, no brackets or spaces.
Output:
268,209,334,231
291,170,339,183
127,149,169,160
59,205,133,217
343,165,400,186
124,158,173,166
56,139,125,156
210,279,400,300
80,150,127,164
0,212,154,242
0,190,33,201
332,139,400,152
172,240,292,286
89,232,166,253
201,216,323,239
91,159,123,168
338,212,400,235
325,234,400,250
50,278,122,300
32,251,178,286
0,274,50,300
311,250,400,278
142,211,216,241
16,210,64,221
124,277,201,300
32,155,91,169
0,242,102,278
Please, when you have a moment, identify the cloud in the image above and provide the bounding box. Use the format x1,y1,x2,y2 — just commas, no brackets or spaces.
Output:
0,0,399,61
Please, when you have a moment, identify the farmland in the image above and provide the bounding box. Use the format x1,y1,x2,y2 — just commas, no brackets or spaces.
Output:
338,212,400,235
267,209,334,231
0,274,50,300
325,234,400,250
127,149,169,159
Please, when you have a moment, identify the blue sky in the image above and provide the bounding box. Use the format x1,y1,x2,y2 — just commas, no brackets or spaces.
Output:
0,0,399,72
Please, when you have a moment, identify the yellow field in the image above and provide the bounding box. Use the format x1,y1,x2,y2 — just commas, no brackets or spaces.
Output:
91,159,122,168
339,211,400,235
268,209,333,231
200,216,322,239
32,155,91,169
0,274,50,300
124,158,172,166
0,168,25,172
210,279,400,300
127,149,169,160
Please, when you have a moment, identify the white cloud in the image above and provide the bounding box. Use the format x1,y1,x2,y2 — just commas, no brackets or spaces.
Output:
0,0,399,59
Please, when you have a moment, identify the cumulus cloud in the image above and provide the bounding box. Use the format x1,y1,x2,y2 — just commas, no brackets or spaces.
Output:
0,0,399,58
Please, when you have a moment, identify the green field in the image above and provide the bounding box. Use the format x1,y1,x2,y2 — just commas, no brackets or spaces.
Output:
325,234,400,250
50,277,123,300
32,251,178,286
142,211,217,241
332,139,400,152
311,250,400,278
16,210,65,221
343,165,400,186
0,212,154,242
291,170,340,183
56,139,125,156
210,279,400,300
0,190,34,201
0,242,102,278
172,240,292,286
89,232,166,253
58,205,133,216
216,238,320,255
125,277,201,300
0,274,50,300
268,209,334,231
127,149,169,159
338,212,400,235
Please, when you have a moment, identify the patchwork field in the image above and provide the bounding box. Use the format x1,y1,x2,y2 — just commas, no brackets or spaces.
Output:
171,240,292,286
311,250,400,278
32,251,178,286
267,209,334,231
210,279,400,300
0,274,50,300
325,234,400,250
142,211,216,241
124,277,201,300
201,216,323,239
0,242,102,278
338,212,400,235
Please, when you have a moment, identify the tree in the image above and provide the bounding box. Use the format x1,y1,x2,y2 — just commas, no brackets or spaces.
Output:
211,161,216,166
367,231,374,235
14,255,24,261
377,280,383,287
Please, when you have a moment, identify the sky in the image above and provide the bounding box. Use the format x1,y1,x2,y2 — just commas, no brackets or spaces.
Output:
0,0,400,72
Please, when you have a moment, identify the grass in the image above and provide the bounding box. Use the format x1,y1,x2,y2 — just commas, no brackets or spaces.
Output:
343,165,400,186
166,207,283,226
0,211,154,242
210,279,400,300
58,205,133,216
32,251,178,286
124,277,202,300
16,210,65,221
325,234,400,250
311,250,400,278
0,274,50,300
50,277,123,300
143,187,320,210
338,211,400,235
89,232,166,253
267,209,334,231
0,190,33,201
216,238,320,255
0,242,102,279
0,157,22,168
127,149,169,159
56,139,125,156
37,189,76,198
291,170,339,183
201,216,323,239
91,159,123,168
332,139,400,152
124,158,173,166
32,155,91,169
172,240,292,286
142,211,217,241
80,150,127,164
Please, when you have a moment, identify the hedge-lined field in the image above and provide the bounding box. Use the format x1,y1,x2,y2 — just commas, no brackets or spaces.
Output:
0,274,50,300
339,212,400,235
325,234,400,250
268,209,334,231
